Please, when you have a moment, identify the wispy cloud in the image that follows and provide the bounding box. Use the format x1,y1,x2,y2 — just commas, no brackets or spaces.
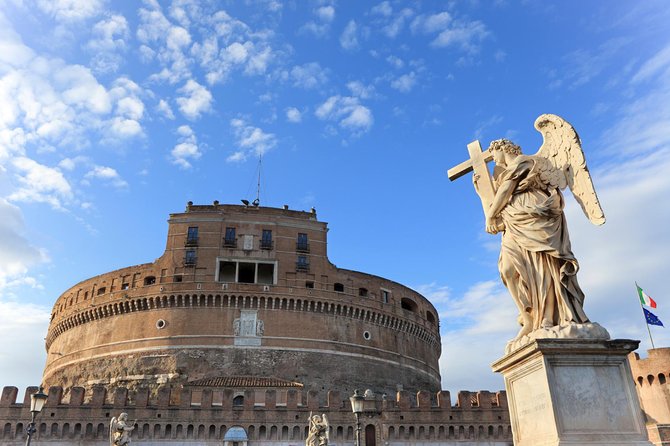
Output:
340,20,359,50
227,118,277,162
315,95,374,134
0,199,49,297
170,125,201,169
390,71,417,93
411,12,488,54
286,107,302,123
287,62,328,89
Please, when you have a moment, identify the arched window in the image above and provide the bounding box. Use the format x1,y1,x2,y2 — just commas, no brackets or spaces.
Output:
426,311,436,324
401,297,418,313
233,395,244,407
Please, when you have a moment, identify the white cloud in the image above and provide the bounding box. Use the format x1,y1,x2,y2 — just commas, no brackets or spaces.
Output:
8,157,73,209
347,81,375,99
390,71,417,93
632,44,670,84
227,118,276,162
84,165,128,188
156,99,175,119
0,299,50,391
170,124,201,169
0,199,49,297
87,14,129,52
371,1,392,17
299,22,330,38
386,55,404,69
176,79,213,120
289,62,328,89
411,12,488,54
417,281,514,392
286,107,302,123
340,20,359,50
315,95,373,133
171,142,200,169
315,6,335,22
36,0,105,22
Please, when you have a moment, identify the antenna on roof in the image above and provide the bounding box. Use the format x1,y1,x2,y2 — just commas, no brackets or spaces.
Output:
253,155,262,207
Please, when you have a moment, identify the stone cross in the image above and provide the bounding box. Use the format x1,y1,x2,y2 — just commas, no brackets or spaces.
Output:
447,140,497,212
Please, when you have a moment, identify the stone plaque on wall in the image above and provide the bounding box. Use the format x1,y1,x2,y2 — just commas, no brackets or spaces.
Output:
234,310,262,346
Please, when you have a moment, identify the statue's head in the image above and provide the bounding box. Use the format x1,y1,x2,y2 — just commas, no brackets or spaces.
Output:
488,139,522,156
119,413,128,421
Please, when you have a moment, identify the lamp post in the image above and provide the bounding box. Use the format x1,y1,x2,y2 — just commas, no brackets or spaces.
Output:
25,386,48,446
349,389,364,446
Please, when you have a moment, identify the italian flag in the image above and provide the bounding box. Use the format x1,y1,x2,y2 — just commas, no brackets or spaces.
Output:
637,285,657,308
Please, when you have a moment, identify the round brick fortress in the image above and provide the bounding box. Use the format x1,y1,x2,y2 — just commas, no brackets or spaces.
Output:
43,203,441,395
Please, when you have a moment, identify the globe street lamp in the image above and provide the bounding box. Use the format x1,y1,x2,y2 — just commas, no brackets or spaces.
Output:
349,389,364,446
25,386,48,446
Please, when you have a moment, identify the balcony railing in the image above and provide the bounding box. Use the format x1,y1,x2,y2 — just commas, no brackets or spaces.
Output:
260,239,273,250
223,238,237,248
185,237,199,247
296,242,310,253
184,256,197,267
295,261,310,272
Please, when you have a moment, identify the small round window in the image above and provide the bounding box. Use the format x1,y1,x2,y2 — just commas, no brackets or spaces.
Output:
363,331,371,340
156,319,167,329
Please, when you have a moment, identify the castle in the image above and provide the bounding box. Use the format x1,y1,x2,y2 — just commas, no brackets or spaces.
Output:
0,203,512,445
0,202,667,445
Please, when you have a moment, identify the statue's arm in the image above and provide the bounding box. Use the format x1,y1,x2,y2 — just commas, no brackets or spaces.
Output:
485,174,519,234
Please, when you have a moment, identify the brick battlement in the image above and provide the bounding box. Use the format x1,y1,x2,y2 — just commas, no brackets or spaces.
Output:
0,386,512,444
1,386,506,411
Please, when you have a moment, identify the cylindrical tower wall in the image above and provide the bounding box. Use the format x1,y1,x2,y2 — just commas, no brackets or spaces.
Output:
43,204,442,395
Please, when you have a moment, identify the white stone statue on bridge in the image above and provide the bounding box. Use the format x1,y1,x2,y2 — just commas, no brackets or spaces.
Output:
449,114,610,352
110,413,136,446
306,412,329,446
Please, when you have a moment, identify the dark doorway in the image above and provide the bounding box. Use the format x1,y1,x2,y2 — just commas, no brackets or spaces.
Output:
365,424,376,446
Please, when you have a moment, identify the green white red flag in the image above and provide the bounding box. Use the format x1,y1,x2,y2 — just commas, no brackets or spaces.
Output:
637,284,657,308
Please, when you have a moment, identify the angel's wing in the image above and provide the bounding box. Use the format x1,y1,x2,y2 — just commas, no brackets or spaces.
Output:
534,113,606,225
109,417,118,445
322,414,330,442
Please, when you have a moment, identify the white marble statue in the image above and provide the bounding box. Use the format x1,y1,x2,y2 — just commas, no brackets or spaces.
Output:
306,412,329,446
109,413,136,446
452,114,610,352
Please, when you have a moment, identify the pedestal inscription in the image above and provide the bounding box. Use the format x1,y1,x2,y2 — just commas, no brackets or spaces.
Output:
493,339,651,446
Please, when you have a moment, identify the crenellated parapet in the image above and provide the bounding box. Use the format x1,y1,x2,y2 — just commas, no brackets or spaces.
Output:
0,386,512,444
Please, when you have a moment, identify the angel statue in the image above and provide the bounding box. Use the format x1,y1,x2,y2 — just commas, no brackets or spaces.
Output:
450,114,610,352
306,412,329,446
109,412,136,446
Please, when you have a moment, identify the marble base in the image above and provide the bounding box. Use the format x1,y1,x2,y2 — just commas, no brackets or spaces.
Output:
492,339,651,446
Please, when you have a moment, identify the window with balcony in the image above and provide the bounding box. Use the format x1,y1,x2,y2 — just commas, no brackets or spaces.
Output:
359,287,368,297
186,226,198,246
296,233,309,252
185,249,197,266
224,227,237,248
260,229,273,250
334,282,344,292
296,255,310,271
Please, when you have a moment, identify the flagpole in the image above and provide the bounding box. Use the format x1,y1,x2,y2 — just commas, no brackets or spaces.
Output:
637,282,656,349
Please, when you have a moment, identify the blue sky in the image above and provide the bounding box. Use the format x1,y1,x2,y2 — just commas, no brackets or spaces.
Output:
1,0,670,396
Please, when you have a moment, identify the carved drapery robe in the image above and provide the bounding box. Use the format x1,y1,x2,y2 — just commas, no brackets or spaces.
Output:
497,155,590,330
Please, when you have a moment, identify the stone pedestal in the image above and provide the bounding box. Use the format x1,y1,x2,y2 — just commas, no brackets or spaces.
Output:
492,338,651,446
